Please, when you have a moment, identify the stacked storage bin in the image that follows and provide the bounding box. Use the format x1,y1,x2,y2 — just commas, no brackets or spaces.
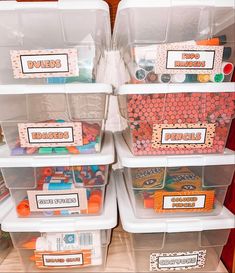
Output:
0,0,117,271
113,0,235,272
0,197,13,265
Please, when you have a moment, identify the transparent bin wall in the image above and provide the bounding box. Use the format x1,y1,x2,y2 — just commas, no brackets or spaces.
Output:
2,164,110,218
0,8,110,84
130,229,231,272
116,5,235,84
0,92,109,155
0,225,12,264
118,92,235,155
10,229,111,272
0,171,9,203
124,164,234,218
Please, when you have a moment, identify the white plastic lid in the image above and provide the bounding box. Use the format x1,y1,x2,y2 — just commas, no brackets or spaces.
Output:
0,132,114,167
0,84,112,95
115,170,235,233
2,175,117,232
117,83,235,95
114,132,235,168
0,197,13,224
0,0,109,12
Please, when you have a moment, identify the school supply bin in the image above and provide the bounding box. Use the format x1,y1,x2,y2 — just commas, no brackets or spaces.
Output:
113,0,235,84
0,132,114,218
0,171,9,203
115,170,235,272
0,84,112,156
2,179,117,272
0,197,13,264
117,83,235,155
0,0,111,84
114,132,235,218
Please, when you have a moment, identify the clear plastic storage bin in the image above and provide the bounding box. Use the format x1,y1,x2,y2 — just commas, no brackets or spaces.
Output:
0,84,112,156
2,180,117,272
115,170,235,272
0,197,13,264
0,0,111,84
0,132,114,218
118,83,235,155
0,171,9,203
115,133,235,218
113,0,235,84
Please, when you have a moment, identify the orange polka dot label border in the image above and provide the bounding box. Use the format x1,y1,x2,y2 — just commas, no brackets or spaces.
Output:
152,123,216,149
10,48,79,79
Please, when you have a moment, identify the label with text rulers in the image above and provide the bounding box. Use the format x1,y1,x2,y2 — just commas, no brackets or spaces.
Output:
11,48,78,79
154,43,223,74
152,123,216,149
27,189,88,212
150,250,207,271
154,191,215,213
34,250,91,269
18,122,83,148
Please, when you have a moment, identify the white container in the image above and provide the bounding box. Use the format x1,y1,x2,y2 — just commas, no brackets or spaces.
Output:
0,197,13,264
0,0,111,84
0,84,112,156
2,178,117,272
0,132,114,218
114,132,235,218
115,170,235,272
113,0,235,84
117,83,235,156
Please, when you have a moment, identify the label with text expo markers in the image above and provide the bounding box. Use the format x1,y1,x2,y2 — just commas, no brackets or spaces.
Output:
10,48,78,79
155,44,223,74
34,250,91,269
152,123,216,149
27,189,88,212
150,250,207,271
154,191,215,213
18,122,83,148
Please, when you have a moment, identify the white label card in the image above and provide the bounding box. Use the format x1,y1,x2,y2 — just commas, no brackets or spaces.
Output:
163,195,206,209
43,253,83,267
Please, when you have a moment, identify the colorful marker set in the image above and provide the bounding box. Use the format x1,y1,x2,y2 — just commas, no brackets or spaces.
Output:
129,35,234,84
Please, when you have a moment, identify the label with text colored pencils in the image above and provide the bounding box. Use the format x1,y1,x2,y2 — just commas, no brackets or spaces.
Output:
11,48,78,79
154,191,215,213
152,123,216,149
155,43,223,74
150,250,207,271
34,250,91,269
18,122,83,148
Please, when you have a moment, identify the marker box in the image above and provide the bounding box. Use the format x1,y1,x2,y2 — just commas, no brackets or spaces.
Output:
113,0,235,83
1,180,117,271
0,84,112,156
117,83,235,155
0,198,13,264
115,132,235,218
115,170,235,272
0,132,114,218
0,0,110,84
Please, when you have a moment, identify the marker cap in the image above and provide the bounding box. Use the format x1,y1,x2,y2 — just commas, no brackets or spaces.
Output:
215,35,227,45
158,74,171,83
171,74,186,83
210,73,225,83
222,62,234,75
223,47,232,61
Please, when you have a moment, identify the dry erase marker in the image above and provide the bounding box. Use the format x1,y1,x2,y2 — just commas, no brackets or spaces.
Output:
197,74,210,83
158,74,171,83
171,74,186,83
196,35,227,46
222,62,234,75
210,73,225,83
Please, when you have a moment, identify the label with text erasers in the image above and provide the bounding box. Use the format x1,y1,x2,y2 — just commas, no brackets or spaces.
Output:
152,123,215,149
18,122,83,148
154,191,215,213
27,189,88,212
150,250,207,271
10,48,78,79
155,43,223,74
35,250,91,269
